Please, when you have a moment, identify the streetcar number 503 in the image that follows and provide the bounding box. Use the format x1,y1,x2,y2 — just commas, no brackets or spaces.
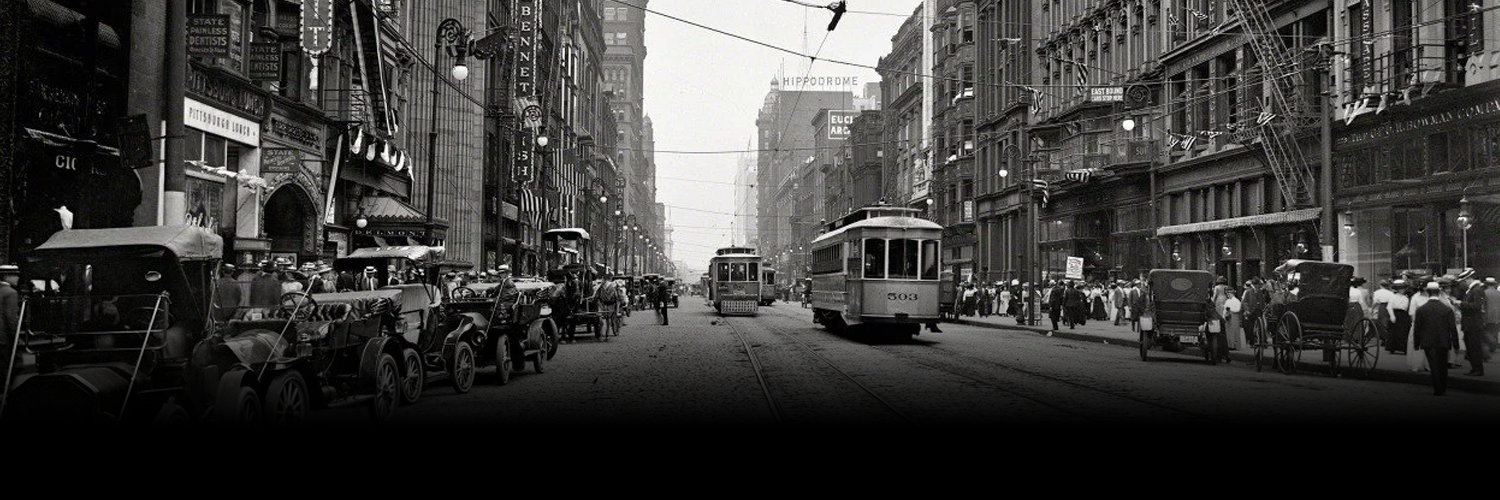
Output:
887,293,918,301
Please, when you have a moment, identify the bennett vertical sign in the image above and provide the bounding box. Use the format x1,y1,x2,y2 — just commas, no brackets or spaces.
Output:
187,15,230,57
513,0,540,183
827,110,857,140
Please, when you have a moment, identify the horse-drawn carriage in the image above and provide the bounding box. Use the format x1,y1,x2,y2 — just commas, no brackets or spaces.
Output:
1254,260,1380,377
1138,269,1219,363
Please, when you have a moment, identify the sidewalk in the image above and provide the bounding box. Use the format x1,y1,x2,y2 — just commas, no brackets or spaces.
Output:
949,312,1500,395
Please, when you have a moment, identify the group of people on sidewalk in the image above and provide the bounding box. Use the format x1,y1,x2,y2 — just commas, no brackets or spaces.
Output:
1043,279,1152,333
1366,269,1496,395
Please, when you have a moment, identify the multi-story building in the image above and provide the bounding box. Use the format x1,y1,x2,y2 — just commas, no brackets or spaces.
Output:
1331,0,1499,281
877,4,933,209
974,0,1036,284
753,78,853,277
602,0,659,274
930,0,978,281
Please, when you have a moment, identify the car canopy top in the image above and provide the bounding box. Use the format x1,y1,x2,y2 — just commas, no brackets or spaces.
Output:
1147,269,1216,303
1274,259,1353,300
28,225,224,261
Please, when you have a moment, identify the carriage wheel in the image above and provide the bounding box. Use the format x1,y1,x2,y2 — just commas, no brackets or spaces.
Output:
1276,312,1301,374
1253,315,1268,372
1345,319,1381,379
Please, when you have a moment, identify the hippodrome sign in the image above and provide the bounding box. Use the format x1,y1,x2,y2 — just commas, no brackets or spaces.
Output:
780,76,860,92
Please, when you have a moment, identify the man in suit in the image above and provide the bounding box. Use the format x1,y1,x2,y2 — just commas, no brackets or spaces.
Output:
1413,281,1457,395
213,263,241,321
1047,281,1066,331
0,264,21,377
249,262,284,307
1458,271,1486,376
1063,281,1086,328
358,266,381,291
307,264,333,294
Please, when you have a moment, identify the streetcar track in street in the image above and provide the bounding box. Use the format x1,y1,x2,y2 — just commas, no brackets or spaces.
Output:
720,314,916,425
757,306,1225,425
719,316,785,425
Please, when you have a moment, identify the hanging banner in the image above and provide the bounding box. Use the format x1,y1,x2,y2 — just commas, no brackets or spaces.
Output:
301,0,335,90
187,15,231,57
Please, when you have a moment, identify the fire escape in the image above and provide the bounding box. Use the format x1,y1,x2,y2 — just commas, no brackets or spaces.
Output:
1230,0,1319,227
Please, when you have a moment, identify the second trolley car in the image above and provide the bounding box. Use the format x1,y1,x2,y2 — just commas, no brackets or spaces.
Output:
759,267,778,306
708,246,762,316
808,205,944,337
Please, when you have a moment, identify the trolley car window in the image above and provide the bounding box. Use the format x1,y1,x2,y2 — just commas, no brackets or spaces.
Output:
730,263,748,281
747,263,759,280
921,240,939,280
887,239,919,279
763,270,776,284
863,239,886,279
811,245,843,274
717,263,730,281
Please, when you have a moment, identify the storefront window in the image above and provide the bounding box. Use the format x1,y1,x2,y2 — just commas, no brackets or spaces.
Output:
1392,206,1433,274
1341,208,1393,281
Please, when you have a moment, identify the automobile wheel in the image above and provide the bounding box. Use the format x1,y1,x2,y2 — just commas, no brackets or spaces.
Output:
265,370,309,426
366,353,400,424
219,386,261,426
493,334,512,385
152,401,191,427
400,347,424,405
449,341,476,394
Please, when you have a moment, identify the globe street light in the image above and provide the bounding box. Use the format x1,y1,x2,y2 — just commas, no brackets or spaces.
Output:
1121,117,1136,131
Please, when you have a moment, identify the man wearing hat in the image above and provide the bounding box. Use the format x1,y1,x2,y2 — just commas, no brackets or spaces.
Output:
1414,280,1457,394
306,263,333,294
1456,269,1485,376
213,263,242,321
358,266,380,291
0,264,21,377
249,262,284,307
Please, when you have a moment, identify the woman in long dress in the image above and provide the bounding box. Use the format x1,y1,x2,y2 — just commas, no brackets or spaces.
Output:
997,287,1012,317
1224,290,1244,352
1407,280,1432,372
1090,285,1108,321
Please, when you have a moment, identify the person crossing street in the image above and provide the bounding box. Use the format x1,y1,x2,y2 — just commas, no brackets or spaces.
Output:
653,277,670,326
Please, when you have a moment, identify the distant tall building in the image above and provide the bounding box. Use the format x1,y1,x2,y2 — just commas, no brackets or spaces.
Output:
755,77,853,278
603,1,659,273
733,144,758,248
854,81,882,111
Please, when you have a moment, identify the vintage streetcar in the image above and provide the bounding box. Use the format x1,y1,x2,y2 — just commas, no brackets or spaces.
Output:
707,246,762,316
808,205,944,338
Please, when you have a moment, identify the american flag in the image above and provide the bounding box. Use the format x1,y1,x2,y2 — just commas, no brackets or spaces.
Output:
521,187,543,227
1031,178,1050,206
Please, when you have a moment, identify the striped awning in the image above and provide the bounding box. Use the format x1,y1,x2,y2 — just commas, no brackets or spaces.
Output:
1063,168,1104,183
1155,208,1321,237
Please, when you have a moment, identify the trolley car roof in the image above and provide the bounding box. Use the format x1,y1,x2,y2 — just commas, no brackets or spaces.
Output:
709,254,761,260
811,216,943,246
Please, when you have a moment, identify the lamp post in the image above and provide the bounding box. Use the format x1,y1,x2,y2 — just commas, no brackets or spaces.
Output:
427,18,472,247
1458,197,1472,268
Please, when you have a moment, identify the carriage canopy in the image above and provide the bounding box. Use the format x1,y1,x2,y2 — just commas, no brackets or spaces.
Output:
29,225,224,261
1274,260,1353,300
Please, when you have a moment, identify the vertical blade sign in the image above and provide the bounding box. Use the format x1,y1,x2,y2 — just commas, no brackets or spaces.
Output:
301,0,334,90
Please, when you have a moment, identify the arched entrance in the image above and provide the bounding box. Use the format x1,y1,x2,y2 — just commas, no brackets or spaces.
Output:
265,185,316,258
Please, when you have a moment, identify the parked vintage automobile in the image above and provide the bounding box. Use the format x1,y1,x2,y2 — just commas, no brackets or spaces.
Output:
328,246,478,405
1,226,224,425
446,278,560,383
189,285,402,425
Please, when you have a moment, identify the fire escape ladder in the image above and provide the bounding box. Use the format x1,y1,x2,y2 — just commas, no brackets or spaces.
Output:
1231,0,1316,212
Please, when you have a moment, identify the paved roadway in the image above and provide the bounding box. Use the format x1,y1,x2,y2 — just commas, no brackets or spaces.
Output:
309,298,1499,428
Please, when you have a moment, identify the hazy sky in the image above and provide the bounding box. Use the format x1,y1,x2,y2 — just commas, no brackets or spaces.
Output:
633,0,923,273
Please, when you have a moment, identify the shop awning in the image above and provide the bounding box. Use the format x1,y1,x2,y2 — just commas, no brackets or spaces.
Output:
1155,208,1321,237
360,196,427,223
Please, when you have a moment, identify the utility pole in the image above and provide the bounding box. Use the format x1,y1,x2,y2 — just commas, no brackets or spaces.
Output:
163,0,186,225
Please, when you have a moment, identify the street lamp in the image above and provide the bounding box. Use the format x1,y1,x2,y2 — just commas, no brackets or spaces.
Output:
427,18,474,247
1121,117,1136,132
1458,196,1472,268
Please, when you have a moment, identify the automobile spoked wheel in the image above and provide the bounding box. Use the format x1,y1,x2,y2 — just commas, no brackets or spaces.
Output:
367,353,400,424
400,347,424,405
493,334,512,386
215,368,260,426
265,371,309,426
449,341,476,394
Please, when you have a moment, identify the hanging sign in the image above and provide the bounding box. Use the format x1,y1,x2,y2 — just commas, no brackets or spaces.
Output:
118,114,153,170
187,15,231,57
1066,256,1084,280
301,0,334,90
247,42,283,81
